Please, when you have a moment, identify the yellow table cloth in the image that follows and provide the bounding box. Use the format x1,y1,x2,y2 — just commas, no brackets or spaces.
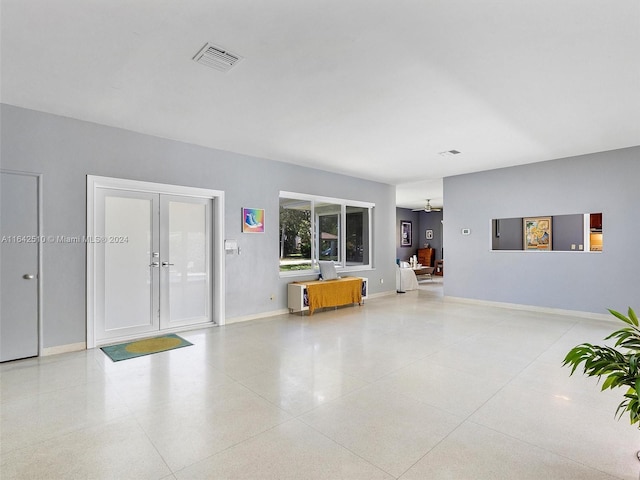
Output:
302,277,362,315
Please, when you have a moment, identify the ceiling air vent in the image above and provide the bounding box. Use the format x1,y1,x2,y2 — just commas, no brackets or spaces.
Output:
438,149,461,157
193,43,242,72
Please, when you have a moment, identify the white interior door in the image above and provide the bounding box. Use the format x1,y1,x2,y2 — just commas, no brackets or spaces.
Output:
95,188,160,341
0,172,40,362
160,195,212,329
94,187,213,344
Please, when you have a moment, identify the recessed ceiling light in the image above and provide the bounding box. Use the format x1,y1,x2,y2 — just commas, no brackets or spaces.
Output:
439,150,461,157
193,43,242,72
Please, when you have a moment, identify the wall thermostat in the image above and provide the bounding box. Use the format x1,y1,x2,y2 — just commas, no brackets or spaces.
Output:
461,228,471,235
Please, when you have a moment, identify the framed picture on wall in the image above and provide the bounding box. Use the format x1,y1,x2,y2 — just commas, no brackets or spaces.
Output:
425,229,434,240
400,220,412,247
242,207,265,233
523,216,551,250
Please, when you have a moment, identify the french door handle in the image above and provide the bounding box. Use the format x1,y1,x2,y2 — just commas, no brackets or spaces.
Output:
149,262,160,267
161,262,174,267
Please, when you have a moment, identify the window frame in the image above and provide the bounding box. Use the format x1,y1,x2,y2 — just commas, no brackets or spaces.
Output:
279,191,374,277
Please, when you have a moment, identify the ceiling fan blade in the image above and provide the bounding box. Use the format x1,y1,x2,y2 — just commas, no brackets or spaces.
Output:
411,199,442,212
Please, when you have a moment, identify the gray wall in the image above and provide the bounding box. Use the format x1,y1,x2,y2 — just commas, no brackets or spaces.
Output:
443,146,640,314
492,217,522,250
552,214,585,251
0,104,397,349
419,211,443,261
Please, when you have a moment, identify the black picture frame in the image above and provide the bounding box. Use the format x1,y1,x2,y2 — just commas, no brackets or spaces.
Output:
400,220,412,247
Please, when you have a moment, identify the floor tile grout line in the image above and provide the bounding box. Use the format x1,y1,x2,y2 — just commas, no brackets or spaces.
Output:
131,412,175,477
294,415,398,479
463,419,631,480
451,316,636,480
169,417,341,478
128,372,298,475
1,412,140,460
0,384,135,457
394,314,586,479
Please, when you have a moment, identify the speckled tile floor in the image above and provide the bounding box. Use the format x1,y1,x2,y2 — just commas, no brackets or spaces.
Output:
1,287,638,479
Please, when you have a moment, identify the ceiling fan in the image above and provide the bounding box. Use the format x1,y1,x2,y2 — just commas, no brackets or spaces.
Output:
412,199,442,213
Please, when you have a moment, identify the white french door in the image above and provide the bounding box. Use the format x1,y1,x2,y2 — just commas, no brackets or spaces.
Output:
88,177,222,346
96,189,160,340
159,194,212,330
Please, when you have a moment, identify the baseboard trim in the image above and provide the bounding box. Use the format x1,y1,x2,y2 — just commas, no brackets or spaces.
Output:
42,342,86,356
367,290,397,299
227,292,395,323
226,308,290,325
443,296,612,322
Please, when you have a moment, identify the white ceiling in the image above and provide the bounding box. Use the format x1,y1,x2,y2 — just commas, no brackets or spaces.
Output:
2,1,639,209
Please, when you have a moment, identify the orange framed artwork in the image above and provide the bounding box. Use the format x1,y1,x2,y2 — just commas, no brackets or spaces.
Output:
523,217,552,250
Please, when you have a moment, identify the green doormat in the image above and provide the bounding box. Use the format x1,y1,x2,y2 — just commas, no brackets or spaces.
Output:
101,334,193,362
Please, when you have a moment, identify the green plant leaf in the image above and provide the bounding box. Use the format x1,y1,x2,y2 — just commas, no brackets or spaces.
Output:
564,307,640,429
601,375,616,390
608,308,635,326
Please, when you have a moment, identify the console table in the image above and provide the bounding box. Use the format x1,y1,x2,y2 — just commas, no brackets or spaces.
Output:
288,277,368,315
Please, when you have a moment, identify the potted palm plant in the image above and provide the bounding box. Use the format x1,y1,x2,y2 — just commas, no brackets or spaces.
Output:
563,307,640,462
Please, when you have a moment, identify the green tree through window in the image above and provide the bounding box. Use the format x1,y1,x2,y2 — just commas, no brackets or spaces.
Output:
279,198,312,271
279,193,373,273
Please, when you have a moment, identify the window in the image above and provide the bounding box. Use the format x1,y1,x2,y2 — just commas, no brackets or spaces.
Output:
316,201,341,262
346,205,369,266
279,192,373,274
279,197,312,271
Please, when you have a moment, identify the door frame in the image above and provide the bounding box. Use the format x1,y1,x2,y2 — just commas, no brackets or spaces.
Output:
86,175,225,348
0,169,43,358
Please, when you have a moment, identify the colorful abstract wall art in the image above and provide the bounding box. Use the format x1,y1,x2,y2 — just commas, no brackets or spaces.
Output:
242,208,265,233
